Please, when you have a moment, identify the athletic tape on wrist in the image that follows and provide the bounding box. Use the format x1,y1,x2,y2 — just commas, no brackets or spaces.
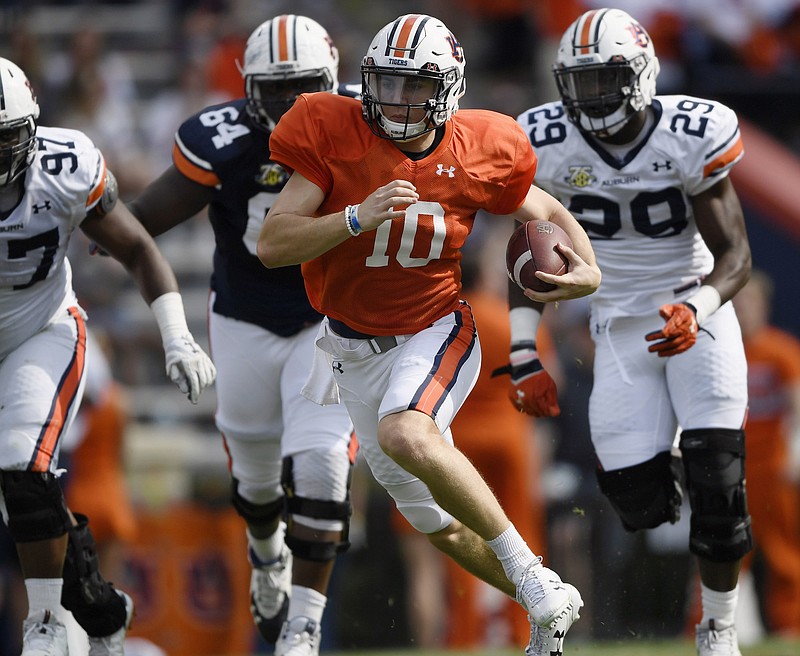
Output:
150,292,189,344
509,306,542,345
685,285,721,325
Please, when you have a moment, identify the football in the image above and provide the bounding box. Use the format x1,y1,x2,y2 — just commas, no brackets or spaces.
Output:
506,220,572,292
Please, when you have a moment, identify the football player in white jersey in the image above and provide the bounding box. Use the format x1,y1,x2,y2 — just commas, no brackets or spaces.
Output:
515,8,752,655
128,16,356,656
0,58,216,656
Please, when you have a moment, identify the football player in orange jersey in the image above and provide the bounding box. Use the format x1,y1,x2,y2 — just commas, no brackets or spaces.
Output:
257,14,601,656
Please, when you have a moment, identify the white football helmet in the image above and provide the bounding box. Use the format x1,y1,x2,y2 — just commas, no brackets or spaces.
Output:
240,14,339,131
0,57,39,186
361,14,466,141
553,8,660,137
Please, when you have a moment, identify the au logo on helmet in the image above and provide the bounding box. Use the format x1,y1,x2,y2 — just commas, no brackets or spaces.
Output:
445,35,464,63
627,23,650,48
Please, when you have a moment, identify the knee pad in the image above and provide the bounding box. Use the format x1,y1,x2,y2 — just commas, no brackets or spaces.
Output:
395,500,454,534
282,455,351,562
385,480,454,534
230,478,284,530
62,513,127,637
0,471,72,542
680,428,752,562
596,452,683,532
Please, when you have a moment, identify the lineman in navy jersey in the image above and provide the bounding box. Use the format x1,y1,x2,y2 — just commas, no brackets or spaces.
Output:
517,9,752,656
129,16,355,656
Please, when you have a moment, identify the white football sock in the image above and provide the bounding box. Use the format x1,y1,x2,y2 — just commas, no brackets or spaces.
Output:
288,585,327,625
700,582,739,628
25,578,63,617
247,521,286,563
486,524,536,585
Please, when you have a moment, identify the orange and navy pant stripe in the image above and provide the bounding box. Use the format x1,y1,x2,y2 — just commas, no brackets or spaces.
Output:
29,306,86,472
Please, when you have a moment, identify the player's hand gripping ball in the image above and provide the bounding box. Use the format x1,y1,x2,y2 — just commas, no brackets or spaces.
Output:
506,220,573,293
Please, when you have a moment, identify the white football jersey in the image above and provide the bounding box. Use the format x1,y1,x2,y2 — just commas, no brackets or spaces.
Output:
518,95,744,318
0,126,106,360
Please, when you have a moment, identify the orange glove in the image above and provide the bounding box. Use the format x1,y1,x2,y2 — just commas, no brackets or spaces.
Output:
492,343,560,417
645,303,698,357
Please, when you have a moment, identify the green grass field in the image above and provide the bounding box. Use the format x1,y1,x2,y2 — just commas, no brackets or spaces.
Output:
311,638,800,656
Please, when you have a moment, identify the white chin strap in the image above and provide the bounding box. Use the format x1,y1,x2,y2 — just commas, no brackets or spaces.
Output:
379,113,427,141
579,104,630,137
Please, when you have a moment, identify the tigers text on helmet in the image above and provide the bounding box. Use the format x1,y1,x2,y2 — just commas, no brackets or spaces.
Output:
361,14,466,142
240,14,339,131
0,58,39,186
553,8,659,138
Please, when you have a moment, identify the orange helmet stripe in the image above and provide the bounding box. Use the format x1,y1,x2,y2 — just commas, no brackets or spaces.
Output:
277,14,290,62
392,14,422,58
578,10,600,53
573,8,615,55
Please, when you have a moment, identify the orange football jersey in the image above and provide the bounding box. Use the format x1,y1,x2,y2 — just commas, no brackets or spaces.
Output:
269,93,537,335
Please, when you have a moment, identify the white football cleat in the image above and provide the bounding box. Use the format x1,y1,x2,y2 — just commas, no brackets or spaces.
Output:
88,590,135,656
22,610,68,656
696,619,742,656
250,543,292,643
515,557,571,628
275,616,321,656
526,583,583,656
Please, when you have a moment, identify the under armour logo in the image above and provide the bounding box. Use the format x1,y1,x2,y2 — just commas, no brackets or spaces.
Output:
436,164,455,177
552,628,566,655
332,361,343,374
652,160,672,172
32,201,52,213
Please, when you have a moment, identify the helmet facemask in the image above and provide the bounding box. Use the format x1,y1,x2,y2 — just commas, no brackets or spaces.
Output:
0,113,36,187
362,64,463,141
555,55,649,137
246,69,334,131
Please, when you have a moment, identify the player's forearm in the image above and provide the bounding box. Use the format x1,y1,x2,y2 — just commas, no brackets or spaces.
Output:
702,246,752,306
124,241,181,304
257,209,351,267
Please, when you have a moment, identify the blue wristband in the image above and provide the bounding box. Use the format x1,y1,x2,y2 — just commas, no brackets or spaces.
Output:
348,204,362,234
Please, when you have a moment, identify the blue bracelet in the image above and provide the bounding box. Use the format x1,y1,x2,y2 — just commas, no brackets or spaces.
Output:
349,204,362,235
345,204,362,236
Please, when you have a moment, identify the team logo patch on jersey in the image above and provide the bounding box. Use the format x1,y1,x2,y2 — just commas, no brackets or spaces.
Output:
564,165,596,188
255,163,288,189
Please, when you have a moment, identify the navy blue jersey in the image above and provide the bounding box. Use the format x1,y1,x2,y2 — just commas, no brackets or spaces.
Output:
173,98,320,336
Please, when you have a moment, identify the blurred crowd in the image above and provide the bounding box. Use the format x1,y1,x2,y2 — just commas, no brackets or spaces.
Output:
1,1,799,654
